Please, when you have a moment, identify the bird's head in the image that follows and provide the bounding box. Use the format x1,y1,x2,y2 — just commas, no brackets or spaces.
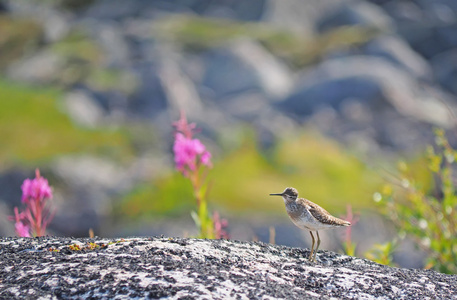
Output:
270,187,298,202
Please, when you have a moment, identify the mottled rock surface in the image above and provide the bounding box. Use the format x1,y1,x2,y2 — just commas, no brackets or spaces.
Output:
1,236,456,299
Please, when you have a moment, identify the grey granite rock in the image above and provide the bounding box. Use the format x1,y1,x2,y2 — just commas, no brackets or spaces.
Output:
0,236,456,299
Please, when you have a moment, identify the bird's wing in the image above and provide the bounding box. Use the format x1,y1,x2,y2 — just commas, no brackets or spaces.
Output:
298,198,348,226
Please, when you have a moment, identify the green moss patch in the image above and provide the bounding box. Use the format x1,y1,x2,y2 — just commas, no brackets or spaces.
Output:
0,79,134,167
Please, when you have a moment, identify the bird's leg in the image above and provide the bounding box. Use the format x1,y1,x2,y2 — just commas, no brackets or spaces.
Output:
313,231,321,262
308,231,315,261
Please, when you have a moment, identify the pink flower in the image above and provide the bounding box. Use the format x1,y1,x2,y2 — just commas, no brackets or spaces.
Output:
12,207,30,237
172,111,212,173
173,133,212,174
21,170,52,203
9,169,55,237
213,211,229,239
15,221,31,238
201,151,211,166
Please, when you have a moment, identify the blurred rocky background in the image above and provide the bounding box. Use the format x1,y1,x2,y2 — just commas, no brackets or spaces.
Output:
1,0,457,269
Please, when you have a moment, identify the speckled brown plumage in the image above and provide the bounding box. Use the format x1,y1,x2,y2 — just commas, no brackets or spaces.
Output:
297,198,351,227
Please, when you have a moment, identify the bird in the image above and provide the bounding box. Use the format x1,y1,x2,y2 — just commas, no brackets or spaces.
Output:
270,187,351,262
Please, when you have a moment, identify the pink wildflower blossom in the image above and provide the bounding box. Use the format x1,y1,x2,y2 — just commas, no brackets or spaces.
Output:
9,169,54,237
173,114,212,175
21,171,52,203
201,151,212,166
15,221,31,238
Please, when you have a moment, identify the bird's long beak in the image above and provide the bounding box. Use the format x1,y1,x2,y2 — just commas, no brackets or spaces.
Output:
269,193,283,196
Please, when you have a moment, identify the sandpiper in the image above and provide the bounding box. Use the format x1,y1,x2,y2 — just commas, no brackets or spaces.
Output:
270,187,351,262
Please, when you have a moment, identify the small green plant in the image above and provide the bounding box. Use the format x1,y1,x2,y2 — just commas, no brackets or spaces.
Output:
68,244,81,251
86,242,100,250
66,239,126,251
375,129,457,273
340,204,359,256
340,205,397,266
364,241,397,267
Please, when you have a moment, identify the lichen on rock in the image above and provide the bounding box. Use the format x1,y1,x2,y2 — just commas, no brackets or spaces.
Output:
1,236,456,299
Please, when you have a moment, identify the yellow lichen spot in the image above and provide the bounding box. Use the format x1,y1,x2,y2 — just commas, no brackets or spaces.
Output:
381,184,393,197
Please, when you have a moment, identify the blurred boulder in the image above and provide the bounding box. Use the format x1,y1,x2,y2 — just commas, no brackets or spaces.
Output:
52,156,129,196
278,56,453,127
0,202,15,237
55,0,97,12
7,50,64,84
84,0,267,21
214,91,269,121
64,89,106,128
50,155,132,236
262,0,339,34
43,9,72,42
84,67,140,97
201,40,293,102
165,0,266,21
276,56,455,152
0,169,29,208
88,21,131,68
156,55,204,119
4,0,72,42
83,89,130,121
379,0,423,25
317,1,395,33
0,15,43,70
403,23,457,60
84,0,150,20
362,35,432,79
381,0,457,59
128,62,169,119
127,47,206,123
431,49,457,96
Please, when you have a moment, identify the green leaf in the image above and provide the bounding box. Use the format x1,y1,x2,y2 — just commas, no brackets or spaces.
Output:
190,210,200,229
